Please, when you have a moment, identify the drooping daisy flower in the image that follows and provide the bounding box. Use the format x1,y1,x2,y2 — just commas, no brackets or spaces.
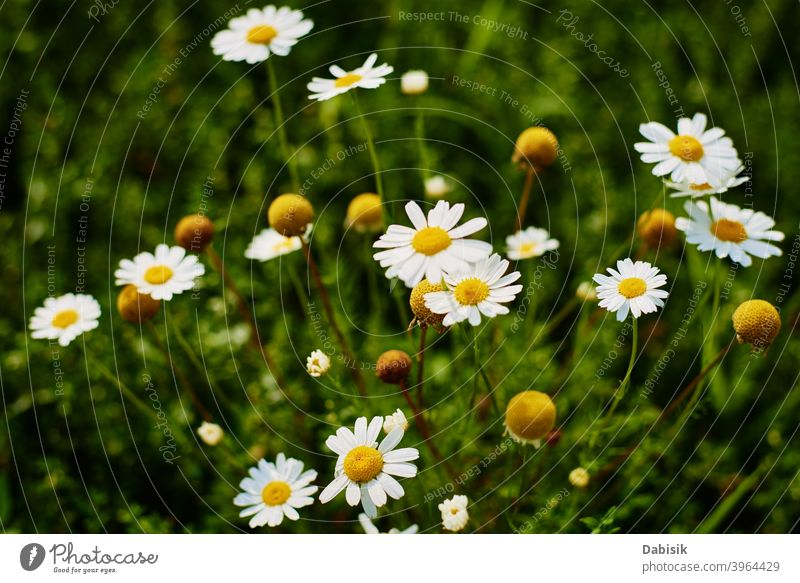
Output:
244,228,302,261
115,244,204,301
307,53,393,102
634,113,740,184
665,165,749,198
29,293,101,347
439,495,469,532
210,6,313,64
319,416,419,518
373,200,492,288
233,453,318,528
675,197,784,267
424,253,523,327
306,349,331,377
592,258,669,322
358,513,418,534
506,227,559,260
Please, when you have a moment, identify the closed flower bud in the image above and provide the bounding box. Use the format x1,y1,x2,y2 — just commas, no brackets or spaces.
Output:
512,127,559,170
175,214,215,251
732,299,781,349
575,281,597,302
424,175,451,199
116,285,160,323
197,421,224,446
268,193,314,237
504,390,557,447
569,467,590,489
401,70,429,95
345,193,383,233
637,209,677,248
376,350,412,385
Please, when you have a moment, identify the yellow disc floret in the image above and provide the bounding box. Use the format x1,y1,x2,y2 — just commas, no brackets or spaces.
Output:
732,299,781,349
454,278,490,306
511,127,559,170
268,193,314,237
247,25,278,45
376,350,412,385
504,390,557,446
617,277,647,299
117,285,160,323
637,209,677,248
345,193,383,232
335,73,362,88
343,445,384,483
410,279,445,327
175,214,215,251
261,481,291,506
711,219,747,243
51,309,79,329
144,265,174,285
412,226,451,255
668,135,704,162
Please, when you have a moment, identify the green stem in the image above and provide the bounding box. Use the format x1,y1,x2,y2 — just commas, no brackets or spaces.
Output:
607,318,638,418
415,110,430,186
352,92,384,201
267,58,300,191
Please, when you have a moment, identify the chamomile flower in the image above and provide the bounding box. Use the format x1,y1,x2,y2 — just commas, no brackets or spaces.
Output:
319,416,419,518
358,513,418,534
424,175,452,199
400,70,428,95
307,53,393,101
593,259,669,322
210,5,313,64
675,197,784,267
233,453,318,528
114,244,204,301
439,495,469,532
383,409,409,434
306,349,331,377
424,253,523,327
634,113,740,184
506,227,559,260
665,165,749,198
29,293,101,347
197,421,224,446
373,200,492,288
245,228,302,262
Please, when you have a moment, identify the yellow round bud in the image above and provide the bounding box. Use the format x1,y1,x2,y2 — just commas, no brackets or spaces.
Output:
116,285,160,323
268,194,314,237
504,390,557,446
345,193,383,233
174,214,215,251
376,350,412,385
732,300,781,349
511,127,559,170
568,467,590,489
637,209,677,248
409,279,445,328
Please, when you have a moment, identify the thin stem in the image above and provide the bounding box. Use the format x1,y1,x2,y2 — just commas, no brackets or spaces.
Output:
266,58,300,191
172,320,235,412
415,110,430,186
513,166,535,233
606,318,638,419
352,92,384,200
301,239,366,395
399,378,454,479
415,326,428,409
92,358,161,423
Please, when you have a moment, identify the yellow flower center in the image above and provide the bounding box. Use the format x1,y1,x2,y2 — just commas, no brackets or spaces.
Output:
617,277,647,299
454,278,490,306
272,238,296,254
411,226,451,255
334,73,363,88
261,481,291,506
247,25,278,45
711,219,747,243
343,445,384,483
51,309,79,329
144,265,174,285
668,135,704,162
518,242,539,257
690,182,712,191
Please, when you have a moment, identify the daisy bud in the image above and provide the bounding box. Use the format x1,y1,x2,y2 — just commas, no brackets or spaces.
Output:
383,409,409,434
376,350,412,385
511,126,559,171
344,193,383,233
637,209,677,248
174,214,215,252
409,279,446,328
116,285,160,323
196,421,224,446
424,175,451,199
575,281,597,302
268,193,314,237
568,467,590,489
400,70,429,95
504,390,557,447
732,299,781,349
306,349,331,377
439,495,469,532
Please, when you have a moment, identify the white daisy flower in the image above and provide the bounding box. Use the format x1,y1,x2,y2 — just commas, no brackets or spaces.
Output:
400,70,428,95
29,293,101,347
675,197,784,267
319,416,419,518
233,453,318,528
373,200,492,288
306,349,331,377
196,421,224,446
210,5,313,64
114,244,204,301
307,53,393,102
424,175,452,199
382,409,409,434
439,495,469,532
244,228,303,262
665,165,749,198
506,227,559,260
593,258,669,322
634,113,740,185
424,253,523,327
358,513,418,534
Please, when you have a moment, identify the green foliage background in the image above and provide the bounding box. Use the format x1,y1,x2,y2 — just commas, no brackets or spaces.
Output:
1,0,798,533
